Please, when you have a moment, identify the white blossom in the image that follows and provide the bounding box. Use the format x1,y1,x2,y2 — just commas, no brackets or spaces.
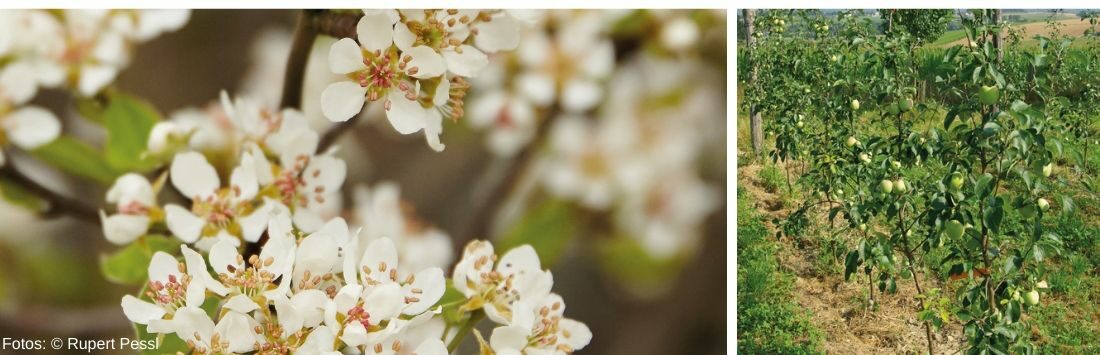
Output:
100,174,157,244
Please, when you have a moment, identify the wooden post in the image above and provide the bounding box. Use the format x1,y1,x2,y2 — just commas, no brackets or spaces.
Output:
744,9,764,157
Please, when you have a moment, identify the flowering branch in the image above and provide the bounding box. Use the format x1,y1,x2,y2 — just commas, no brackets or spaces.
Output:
0,153,99,223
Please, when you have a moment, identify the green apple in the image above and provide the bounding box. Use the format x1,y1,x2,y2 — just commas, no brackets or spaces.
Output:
860,153,871,163
837,189,844,196
1012,290,1021,302
796,120,804,128
859,223,868,232
830,54,838,62
950,173,965,190
778,19,785,26
1042,163,1053,177
822,24,829,31
880,179,894,193
851,99,860,111
846,136,858,147
1038,198,1050,211
894,179,907,193
1025,290,1040,306
899,98,913,112
891,161,902,170
945,220,965,239
978,85,1000,105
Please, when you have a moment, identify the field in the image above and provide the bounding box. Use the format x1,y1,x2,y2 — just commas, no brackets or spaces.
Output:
738,9,1100,354
937,18,1099,47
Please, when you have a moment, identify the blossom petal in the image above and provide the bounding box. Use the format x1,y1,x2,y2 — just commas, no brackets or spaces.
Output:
164,204,205,243
561,77,602,113
170,152,219,199
384,90,426,134
516,72,556,107
363,282,403,321
229,163,259,201
101,212,149,245
208,238,242,275
77,63,118,96
490,325,530,352
405,45,445,79
0,60,39,104
474,14,521,52
223,294,260,314
498,245,542,276
147,251,180,284
392,22,415,52
4,106,60,149
413,339,448,355
182,244,229,296
356,13,394,52
578,40,615,78
402,267,445,315
107,173,155,206
121,295,166,324
172,307,215,349
359,237,398,284
214,311,259,353
320,81,367,122
442,45,487,77
422,108,445,152
303,156,347,195
328,38,367,74
559,318,593,350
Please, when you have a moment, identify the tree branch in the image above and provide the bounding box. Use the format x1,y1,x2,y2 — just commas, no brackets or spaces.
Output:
460,36,644,243
0,154,100,223
279,10,320,110
462,105,562,241
291,10,364,151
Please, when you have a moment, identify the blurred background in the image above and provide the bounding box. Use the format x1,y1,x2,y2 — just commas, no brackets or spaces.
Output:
0,10,727,354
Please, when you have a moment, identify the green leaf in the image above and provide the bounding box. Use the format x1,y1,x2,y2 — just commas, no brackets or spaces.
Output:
104,94,162,172
497,199,577,267
30,137,118,184
598,237,685,292
100,235,181,285
438,280,469,325
0,177,46,211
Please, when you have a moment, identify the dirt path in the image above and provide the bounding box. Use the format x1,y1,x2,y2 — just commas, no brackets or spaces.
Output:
739,160,966,354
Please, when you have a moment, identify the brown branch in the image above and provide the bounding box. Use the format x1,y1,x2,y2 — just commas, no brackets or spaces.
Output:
462,105,562,241
302,10,364,152
461,36,644,243
279,10,320,110
0,153,100,223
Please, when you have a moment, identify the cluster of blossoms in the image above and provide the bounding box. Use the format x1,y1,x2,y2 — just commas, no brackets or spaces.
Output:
467,10,615,156
533,14,721,261
321,9,530,152
0,10,188,166
102,91,345,247
110,88,591,352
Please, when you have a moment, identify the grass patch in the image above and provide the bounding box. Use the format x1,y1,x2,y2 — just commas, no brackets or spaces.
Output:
737,188,824,354
758,163,784,193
